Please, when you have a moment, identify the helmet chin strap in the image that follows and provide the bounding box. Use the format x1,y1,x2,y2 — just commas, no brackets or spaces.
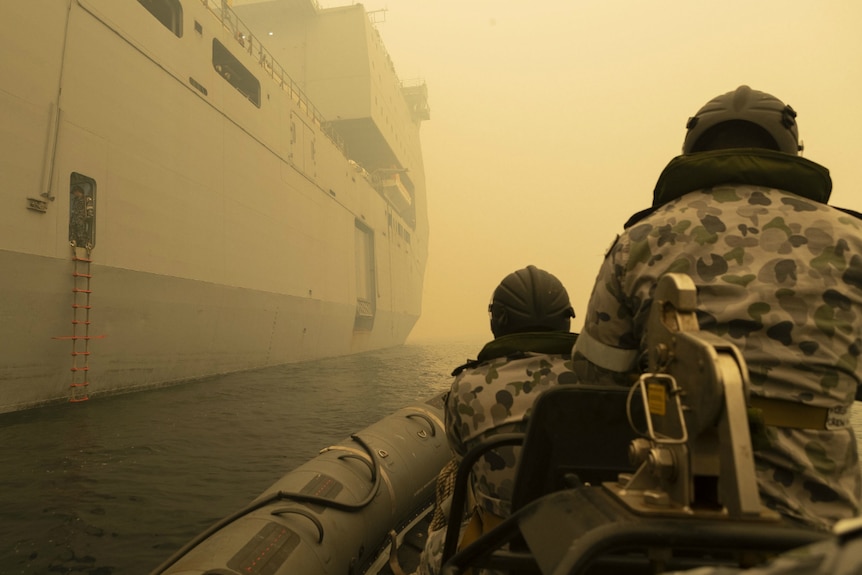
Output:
490,307,509,339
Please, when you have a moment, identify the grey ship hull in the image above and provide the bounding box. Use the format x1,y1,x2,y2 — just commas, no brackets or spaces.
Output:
1,249,419,412
0,0,429,413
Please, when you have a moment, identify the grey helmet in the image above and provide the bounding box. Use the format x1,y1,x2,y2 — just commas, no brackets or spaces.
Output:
488,265,574,338
682,85,802,155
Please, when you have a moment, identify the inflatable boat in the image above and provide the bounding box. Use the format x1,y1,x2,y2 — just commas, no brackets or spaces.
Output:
152,274,862,575
150,393,450,575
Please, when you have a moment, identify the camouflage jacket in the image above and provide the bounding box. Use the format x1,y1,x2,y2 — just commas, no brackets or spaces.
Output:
445,331,579,518
573,152,862,530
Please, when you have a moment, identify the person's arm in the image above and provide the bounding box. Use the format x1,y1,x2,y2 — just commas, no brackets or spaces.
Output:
444,373,471,459
571,235,641,386
572,333,639,387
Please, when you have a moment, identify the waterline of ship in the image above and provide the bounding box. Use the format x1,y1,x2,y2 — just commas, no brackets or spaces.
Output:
0,0,430,412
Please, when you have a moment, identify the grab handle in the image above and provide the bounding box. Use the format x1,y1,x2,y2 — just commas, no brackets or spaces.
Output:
406,412,436,438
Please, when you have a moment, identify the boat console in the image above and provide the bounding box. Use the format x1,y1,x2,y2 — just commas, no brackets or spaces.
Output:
440,273,832,575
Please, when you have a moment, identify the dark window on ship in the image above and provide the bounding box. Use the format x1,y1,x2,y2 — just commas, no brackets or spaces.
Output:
137,0,183,37
212,39,260,107
69,173,96,250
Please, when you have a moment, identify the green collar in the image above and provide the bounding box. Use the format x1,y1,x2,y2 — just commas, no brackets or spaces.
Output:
476,332,578,362
652,149,832,208
451,332,578,376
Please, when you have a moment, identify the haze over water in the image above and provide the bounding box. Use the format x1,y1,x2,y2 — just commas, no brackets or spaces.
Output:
0,340,859,574
0,340,479,574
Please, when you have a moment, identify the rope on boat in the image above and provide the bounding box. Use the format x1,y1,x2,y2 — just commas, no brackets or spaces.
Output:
431,458,459,531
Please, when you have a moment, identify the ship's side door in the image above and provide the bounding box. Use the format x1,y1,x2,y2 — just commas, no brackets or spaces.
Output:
289,112,316,179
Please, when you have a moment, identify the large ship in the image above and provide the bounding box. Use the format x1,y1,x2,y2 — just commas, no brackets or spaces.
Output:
0,0,430,413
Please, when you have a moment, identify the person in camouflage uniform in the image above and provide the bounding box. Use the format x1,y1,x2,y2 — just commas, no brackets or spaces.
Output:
572,86,862,531
666,517,862,575
418,265,579,575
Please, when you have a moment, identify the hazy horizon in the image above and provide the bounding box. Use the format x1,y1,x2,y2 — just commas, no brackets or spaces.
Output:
312,0,862,344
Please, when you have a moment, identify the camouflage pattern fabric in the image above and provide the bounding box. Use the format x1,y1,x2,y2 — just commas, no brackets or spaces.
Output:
664,516,862,574
445,345,578,518
416,523,454,575
574,184,862,530
417,519,504,575
417,337,578,575
661,539,831,575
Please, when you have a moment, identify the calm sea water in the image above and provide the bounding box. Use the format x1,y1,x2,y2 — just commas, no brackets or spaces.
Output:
0,339,484,575
0,339,859,575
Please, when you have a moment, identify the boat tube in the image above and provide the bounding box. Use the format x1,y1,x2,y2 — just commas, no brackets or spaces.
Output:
151,393,449,575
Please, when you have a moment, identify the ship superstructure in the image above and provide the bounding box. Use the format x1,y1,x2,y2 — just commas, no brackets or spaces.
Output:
0,0,429,412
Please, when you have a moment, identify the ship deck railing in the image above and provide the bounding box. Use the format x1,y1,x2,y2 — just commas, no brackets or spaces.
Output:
198,0,347,155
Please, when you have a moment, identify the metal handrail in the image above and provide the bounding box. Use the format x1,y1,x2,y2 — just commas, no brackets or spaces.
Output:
197,0,347,151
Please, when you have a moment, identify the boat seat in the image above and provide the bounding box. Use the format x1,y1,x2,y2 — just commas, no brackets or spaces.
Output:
441,383,642,571
440,384,827,575
510,384,641,513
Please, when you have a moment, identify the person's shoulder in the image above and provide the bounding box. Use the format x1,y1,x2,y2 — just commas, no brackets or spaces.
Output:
454,333,579,378
830,205,862,221
451,358,482,377
624,207,658,229
450,338,497,376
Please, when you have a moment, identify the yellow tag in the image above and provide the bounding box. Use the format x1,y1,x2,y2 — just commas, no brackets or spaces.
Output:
647,382,666,416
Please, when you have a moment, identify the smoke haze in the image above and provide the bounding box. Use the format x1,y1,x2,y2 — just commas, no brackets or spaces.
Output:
321,0,862,342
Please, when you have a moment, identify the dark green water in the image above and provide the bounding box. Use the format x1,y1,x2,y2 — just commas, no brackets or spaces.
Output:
0,338,859,574
0,340,482,575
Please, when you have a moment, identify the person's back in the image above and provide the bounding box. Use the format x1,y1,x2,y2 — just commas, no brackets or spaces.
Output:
572,86,862,530
418,265,578,575
446,330,579,518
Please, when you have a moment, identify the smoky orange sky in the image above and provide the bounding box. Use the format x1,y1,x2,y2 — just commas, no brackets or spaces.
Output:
325,0,862,343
